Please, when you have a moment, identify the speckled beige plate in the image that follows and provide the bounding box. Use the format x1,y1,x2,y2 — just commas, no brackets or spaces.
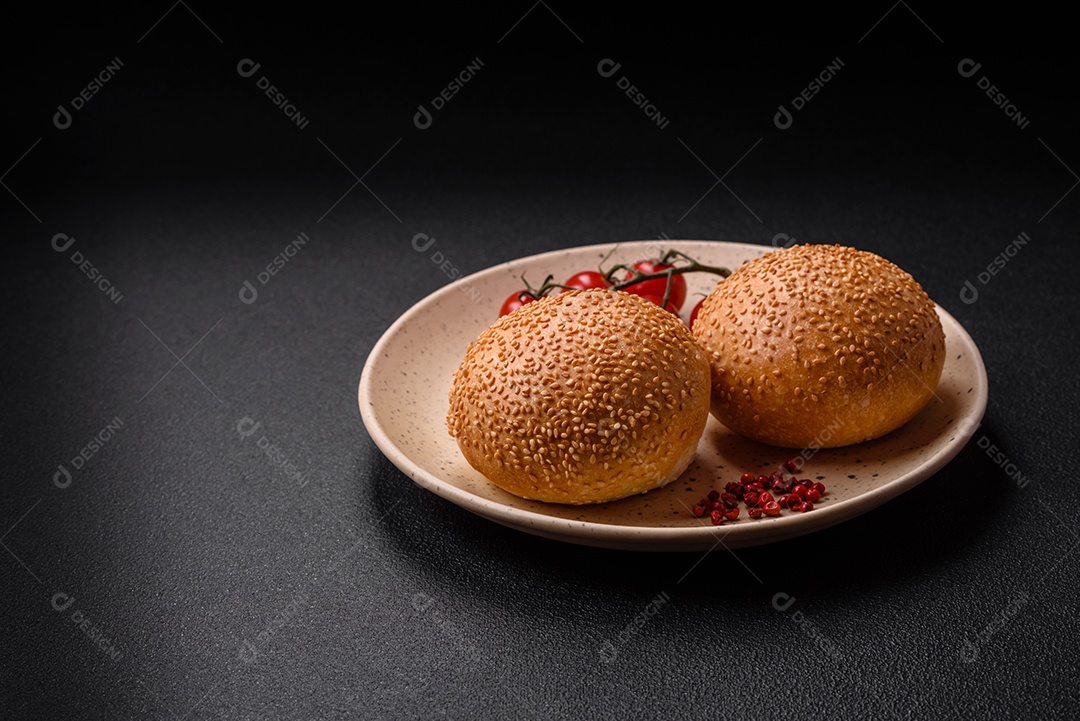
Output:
359,241,988,552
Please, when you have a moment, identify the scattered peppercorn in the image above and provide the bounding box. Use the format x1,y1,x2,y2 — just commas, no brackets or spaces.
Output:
689,461,828,524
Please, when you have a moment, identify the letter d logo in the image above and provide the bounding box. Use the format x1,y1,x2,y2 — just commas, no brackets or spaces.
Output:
413,104,433,130
237,58,261,78
411,593,434,612
959,280,979,305
238,639,258,663
597,58,621,78
239,280,258,304
53,104,72,130
957,58,981,78
51,233,75,253
236,417,261,438
772,233,797,249
774,104,793,130
54,464,72,489
52,592,75,612
772,592,796,611
411,233,435,252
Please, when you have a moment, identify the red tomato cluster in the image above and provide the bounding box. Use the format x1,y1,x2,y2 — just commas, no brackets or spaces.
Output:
616,260,687,312
561,271,609,292
500,260,707,326
498,291,535,317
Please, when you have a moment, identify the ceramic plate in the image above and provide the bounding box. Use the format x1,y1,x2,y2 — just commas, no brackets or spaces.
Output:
359,241,988,551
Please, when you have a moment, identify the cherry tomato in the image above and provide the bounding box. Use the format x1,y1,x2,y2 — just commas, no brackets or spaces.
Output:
621,260,687,311
499,291,535,317
561,270,610,292
689,298,705,329
637,293,679,315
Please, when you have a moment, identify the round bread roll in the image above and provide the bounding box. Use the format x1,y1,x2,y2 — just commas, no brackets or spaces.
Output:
692,244,945,448
448,289,711,504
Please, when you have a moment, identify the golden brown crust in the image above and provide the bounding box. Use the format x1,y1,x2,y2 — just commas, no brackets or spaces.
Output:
692,244,945,448
448,289,711,504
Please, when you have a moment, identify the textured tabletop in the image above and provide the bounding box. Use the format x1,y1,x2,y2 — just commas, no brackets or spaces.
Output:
3,6,1078,720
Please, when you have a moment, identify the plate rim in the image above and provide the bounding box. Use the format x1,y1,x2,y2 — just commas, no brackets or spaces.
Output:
359,240,989,549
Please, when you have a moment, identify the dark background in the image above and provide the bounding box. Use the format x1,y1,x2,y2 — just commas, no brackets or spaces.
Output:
3,4,1078,719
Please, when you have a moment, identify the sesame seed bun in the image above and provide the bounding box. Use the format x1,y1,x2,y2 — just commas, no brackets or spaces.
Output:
448,289,711,505
692,244,945,449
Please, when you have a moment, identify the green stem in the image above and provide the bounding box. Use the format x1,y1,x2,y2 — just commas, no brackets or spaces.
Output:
518,274,574,301
518,251,733,305
606,261,732,293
